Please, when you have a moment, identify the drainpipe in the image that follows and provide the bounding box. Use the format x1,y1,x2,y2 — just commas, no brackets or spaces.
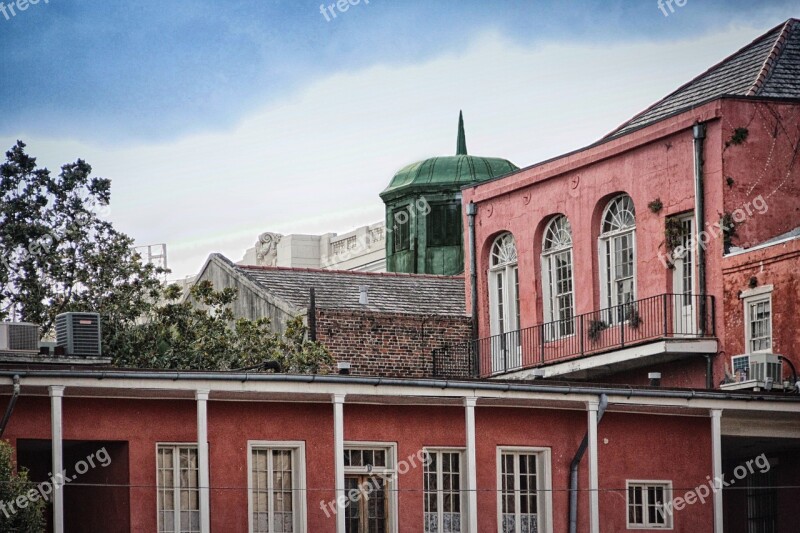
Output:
569,393,608,533
0,375,20,438
467,202,479,376
693,123,711,388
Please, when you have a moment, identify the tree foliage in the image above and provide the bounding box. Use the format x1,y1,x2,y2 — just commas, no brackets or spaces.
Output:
0,140,164,341
0,440,45,532
0,142,332,373
112,280,334,373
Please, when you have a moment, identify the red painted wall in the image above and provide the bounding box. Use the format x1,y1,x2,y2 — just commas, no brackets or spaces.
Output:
721,236,800,380
461,97,800,388
597,413,713,532
0,394,717,532
345,404,466,532
208,401,334,532
720,100,800,250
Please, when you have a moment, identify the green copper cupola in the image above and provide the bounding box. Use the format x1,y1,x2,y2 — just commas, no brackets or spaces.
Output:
380,112,518,275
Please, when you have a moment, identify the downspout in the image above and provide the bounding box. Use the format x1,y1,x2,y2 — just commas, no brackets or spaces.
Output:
0,375,21,438
693,123,711,389
467,202,479,376
569,393,608,533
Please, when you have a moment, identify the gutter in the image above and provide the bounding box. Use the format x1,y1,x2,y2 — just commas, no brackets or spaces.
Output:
0,375,20,438
0,370,797,403
569,394,608,533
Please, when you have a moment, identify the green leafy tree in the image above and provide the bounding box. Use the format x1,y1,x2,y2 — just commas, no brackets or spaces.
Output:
1,142,332,373
112,280,334,372
0,441,45,532
0,140,164,347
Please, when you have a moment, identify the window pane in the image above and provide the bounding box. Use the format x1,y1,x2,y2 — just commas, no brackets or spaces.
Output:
374,450,386,467
428,203,462,247
252,448,296,533
393,207,411,252
426,451,463,533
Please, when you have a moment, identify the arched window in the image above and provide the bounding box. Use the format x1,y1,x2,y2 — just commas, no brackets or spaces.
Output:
488,233,521,372
489,233,520,337
542,216,575,338
599,195,636,320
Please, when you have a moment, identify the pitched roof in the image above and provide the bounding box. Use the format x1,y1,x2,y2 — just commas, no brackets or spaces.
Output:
224,256,467,316
607,18,800,139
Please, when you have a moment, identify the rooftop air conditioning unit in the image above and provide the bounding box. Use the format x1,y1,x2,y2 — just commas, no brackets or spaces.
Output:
0,322,40,353
56,312,101,357
727,353,783,390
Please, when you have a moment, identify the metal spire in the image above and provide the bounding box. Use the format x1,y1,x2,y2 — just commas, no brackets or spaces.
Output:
456,111,468,156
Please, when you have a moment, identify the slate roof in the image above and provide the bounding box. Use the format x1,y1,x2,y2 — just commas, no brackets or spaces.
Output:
607,18,800,139
225,256,467,316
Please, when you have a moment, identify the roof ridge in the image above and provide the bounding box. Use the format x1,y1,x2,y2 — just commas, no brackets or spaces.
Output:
748,19,798,96
236,264,464,280
604,19,791,139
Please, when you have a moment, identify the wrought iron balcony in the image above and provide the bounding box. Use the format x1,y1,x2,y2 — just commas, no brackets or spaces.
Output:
434,293,716,379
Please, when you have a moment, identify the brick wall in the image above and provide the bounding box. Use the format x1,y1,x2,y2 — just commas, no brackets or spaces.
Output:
314,309,472,378
721,236,800,382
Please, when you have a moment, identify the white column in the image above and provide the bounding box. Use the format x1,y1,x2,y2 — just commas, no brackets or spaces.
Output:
49,385,65,533
464,397,478,533
196,390,210,533
711,409,723,533
333,394,346,533
587,400,600,533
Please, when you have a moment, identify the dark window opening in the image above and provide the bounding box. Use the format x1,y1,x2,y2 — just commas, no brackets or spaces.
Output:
392,206,411,253
427,203,462,247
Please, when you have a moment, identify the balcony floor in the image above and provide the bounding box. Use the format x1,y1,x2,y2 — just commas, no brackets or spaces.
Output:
495,338,718,380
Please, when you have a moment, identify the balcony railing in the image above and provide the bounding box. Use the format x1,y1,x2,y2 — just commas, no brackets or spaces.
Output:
434,293,716,379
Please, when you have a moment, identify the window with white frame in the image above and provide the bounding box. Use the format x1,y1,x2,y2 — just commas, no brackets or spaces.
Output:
742,287,773,353
343,443,396,533
542,215,575,338
489,233,520,336
249,442,306,533
498,448,552,533
599,195,637,323
157,444,200,533
627,481,672,529
424,449,465,533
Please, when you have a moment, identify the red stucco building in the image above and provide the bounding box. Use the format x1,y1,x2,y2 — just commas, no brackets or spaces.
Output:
2,371,799,533
1,17,799,533
461,19,800,394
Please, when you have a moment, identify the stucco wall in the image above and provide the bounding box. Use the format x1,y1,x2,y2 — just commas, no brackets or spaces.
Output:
721,236,800,379
460,98,800,388
1,395,719,532
720,100,800,250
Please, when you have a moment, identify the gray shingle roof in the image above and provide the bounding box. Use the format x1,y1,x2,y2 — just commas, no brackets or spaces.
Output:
233,262,467,316
607,19,800,139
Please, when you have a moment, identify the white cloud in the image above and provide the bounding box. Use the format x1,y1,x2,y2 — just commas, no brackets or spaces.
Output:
1,23,768,278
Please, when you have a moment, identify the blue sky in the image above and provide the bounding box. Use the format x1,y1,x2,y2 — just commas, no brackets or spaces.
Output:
1,1,797,276
2,0,796,142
